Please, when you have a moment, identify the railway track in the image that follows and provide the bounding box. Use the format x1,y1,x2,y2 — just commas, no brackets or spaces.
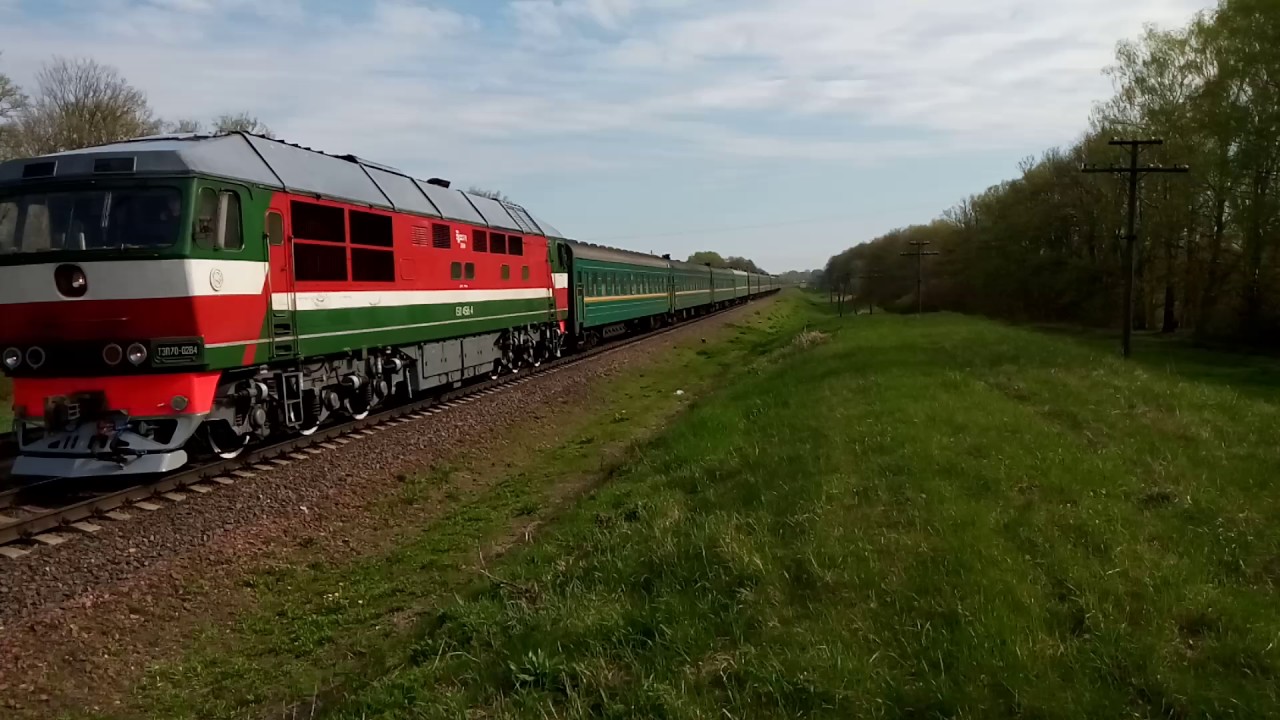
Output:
0,302,754,557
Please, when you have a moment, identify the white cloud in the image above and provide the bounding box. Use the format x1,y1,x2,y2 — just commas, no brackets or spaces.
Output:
0,0,1216,265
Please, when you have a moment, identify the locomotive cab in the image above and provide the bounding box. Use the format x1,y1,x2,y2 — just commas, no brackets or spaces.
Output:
0,138,274,477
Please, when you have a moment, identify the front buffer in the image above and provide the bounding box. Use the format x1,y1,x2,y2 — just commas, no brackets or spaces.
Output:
10,372,221,478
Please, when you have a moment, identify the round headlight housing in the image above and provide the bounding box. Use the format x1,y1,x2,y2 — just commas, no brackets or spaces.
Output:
2,347,20,370
102,343,124,366
126,342,148,366
25,346,45,369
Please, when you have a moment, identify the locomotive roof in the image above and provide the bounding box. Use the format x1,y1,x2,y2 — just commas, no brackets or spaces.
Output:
0,132,559,237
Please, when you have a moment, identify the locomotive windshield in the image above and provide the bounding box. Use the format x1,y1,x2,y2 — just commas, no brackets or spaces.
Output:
0,187,182,254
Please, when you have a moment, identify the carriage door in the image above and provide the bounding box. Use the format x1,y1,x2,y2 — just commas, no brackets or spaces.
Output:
265,209,297,359
574,270,586,331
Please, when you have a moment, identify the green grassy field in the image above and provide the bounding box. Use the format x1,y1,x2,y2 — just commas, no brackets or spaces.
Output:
110,293,1280,718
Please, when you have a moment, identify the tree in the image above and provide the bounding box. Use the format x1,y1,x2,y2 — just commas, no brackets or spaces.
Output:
7,56,162,156
687,250,727,267
166,118,204,134
815,0,1280,346
468,187,510,202
0,56,27,160
212,112,273,137
164,113,274,137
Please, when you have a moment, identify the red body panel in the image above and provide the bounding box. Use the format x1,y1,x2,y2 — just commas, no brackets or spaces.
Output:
279,193,557,296
4,295,268,346
12,372,222,419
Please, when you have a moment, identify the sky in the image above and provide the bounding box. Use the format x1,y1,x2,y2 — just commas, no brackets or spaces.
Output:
0,0,1216,272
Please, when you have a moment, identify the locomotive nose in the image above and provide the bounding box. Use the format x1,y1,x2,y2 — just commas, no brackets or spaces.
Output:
54,264,89,298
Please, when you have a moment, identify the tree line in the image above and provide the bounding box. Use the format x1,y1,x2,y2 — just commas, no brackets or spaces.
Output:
686,251,767,274
820,0,1280,346
0,54,271,161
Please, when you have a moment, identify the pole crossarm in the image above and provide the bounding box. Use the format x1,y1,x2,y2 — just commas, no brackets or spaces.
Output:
1080,138,1190,358
899,241,941,315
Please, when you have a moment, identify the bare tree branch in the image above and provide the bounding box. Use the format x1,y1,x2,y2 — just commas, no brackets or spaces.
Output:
8,56,161,156
212,111,273,137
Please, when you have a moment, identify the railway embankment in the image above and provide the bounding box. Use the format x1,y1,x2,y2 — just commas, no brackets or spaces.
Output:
0,294,796,718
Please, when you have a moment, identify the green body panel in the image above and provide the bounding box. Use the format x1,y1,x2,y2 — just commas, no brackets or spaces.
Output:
575,256,673,329
292,297,556,357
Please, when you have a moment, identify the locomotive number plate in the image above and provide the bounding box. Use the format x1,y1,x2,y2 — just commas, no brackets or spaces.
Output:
456,305,476,317
153,338,205,366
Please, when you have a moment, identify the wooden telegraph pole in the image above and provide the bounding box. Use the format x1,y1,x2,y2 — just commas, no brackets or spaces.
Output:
1082,139,1189,358
857,272,883,315
899,241,939,315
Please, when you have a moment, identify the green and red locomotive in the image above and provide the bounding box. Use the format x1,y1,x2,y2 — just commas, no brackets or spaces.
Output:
0,132,776,478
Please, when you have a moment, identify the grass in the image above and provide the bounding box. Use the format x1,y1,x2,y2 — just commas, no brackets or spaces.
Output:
90,293,1280,717
93,299,809,720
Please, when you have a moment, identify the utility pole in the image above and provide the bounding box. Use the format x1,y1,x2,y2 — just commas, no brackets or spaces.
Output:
899,241,939,316
1082,139,1189,358
857,272,883,315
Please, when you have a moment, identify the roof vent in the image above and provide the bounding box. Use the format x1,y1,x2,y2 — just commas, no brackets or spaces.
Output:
93,157,137,174
426,178,451,188
21,161,57,179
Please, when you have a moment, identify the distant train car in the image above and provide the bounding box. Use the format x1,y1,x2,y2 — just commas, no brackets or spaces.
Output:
563,241,671,343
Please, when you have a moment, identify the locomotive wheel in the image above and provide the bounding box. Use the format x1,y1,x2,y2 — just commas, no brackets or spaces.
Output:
205,422,250,460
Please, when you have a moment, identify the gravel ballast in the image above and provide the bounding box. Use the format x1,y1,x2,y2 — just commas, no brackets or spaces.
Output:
0,302,766,714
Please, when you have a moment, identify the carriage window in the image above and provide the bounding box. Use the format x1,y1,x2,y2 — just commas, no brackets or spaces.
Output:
451,262,462,280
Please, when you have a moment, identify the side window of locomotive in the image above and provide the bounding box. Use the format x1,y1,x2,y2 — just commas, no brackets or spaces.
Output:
508,236,523,256
194,188,242,251
501,264,510,281
0,200,17,252
220,191,243,251
522,265,530,281
451,262,462,280
194,187,218,249
464,262,475,280
266,211,284,246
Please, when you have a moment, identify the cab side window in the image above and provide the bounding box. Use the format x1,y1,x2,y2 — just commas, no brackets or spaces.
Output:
194,187,242,251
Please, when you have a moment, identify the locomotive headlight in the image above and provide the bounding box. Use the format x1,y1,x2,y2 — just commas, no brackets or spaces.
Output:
126,342,148,366
25,346,46,369
102,343,124,366
2,347,20,370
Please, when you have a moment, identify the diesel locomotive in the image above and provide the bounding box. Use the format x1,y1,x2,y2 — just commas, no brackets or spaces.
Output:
0,132,777,479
